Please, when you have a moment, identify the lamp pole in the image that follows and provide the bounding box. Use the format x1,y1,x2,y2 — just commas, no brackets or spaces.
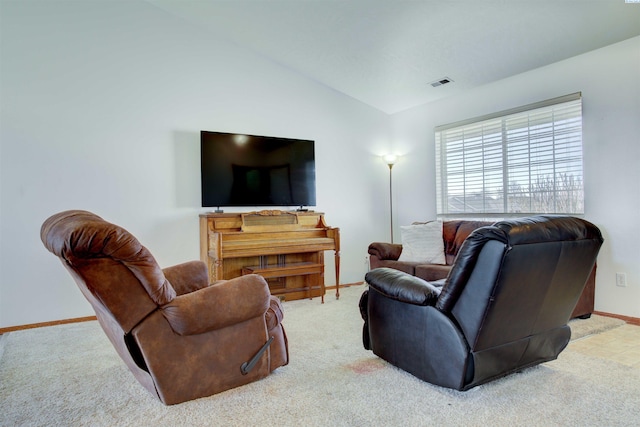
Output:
388,162,394,243
383,154,398,243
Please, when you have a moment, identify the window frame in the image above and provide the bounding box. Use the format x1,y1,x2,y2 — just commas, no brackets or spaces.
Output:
435,92,583,219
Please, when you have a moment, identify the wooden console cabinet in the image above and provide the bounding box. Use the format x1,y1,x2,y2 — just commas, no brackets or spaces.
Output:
199,210,340,302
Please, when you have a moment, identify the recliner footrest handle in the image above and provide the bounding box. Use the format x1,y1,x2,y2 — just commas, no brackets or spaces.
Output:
241,336,274,375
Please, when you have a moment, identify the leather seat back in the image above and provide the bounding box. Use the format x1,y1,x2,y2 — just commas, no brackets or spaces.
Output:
437,216,603,351
41,210,176,332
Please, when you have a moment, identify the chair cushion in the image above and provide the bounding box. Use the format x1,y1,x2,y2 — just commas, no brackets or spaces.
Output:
41,210,176,306
161,274,270,335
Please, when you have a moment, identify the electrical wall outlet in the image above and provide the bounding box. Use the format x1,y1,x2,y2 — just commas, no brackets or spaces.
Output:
615,272,627,287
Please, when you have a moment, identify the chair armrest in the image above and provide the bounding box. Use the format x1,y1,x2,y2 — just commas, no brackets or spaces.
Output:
368,242,403,261
162,260,209,295
160,274,270,336
265,296,284,331
365,267,440,306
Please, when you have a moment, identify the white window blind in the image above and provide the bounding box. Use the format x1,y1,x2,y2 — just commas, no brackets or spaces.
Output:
435,93,583,217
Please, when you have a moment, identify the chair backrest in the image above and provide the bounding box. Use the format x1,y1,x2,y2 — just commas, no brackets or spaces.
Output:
436,215,603,352
41,210,176,333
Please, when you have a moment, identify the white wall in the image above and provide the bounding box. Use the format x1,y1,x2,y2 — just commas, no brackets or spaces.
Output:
2,2,637,328
390,36,640,318
0,1,391,328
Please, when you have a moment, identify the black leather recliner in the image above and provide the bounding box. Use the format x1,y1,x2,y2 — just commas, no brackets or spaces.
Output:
360,216,603,391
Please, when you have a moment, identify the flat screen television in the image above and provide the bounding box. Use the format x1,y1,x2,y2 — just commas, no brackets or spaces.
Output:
201,131,316,209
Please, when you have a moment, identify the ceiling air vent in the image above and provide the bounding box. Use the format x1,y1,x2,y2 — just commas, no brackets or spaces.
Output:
430,77,453,88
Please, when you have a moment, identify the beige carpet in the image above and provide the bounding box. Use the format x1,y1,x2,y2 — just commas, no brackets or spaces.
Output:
0,285,636,427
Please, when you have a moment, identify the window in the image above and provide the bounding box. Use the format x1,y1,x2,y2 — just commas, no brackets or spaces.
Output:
435,93,583,217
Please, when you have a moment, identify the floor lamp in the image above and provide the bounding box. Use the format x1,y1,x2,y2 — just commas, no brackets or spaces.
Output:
383,154,398,243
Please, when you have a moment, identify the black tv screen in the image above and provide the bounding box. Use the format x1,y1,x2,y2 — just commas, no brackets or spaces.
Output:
201,131,316,208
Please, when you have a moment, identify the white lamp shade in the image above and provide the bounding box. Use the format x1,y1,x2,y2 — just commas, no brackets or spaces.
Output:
383,154,398,165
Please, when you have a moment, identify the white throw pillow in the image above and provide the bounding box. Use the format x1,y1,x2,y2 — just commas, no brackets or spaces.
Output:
397,221,446,264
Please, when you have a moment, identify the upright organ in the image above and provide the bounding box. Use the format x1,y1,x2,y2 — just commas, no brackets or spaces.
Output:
199,210,340,302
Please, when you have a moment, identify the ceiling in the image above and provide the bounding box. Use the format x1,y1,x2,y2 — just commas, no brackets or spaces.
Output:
148,0,640,114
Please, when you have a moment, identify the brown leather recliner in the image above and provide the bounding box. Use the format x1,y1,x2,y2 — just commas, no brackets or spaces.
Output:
41,210,288,405
360,215,603,391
